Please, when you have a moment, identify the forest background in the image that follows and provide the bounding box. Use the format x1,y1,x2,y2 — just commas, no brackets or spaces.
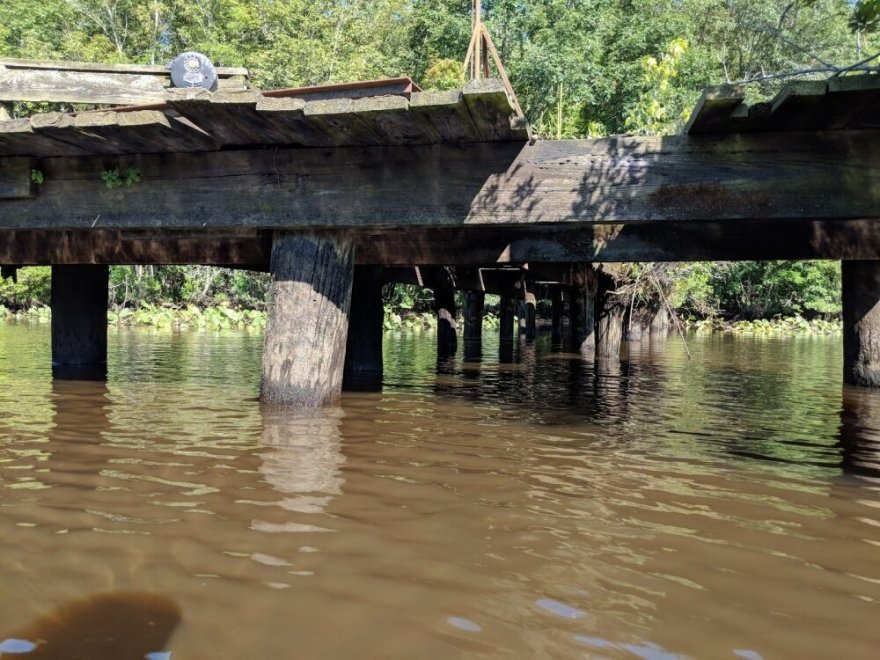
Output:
1,0,877,329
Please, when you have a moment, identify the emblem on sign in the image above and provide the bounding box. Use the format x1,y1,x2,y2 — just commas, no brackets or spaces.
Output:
169,52,218,91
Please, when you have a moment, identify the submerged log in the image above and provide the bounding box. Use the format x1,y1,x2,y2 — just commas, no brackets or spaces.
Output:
842,260,880,387
343,265,384,392
260,231,354,407
51,264,108,379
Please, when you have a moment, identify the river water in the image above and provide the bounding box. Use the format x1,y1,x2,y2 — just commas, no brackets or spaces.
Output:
0,323,878,658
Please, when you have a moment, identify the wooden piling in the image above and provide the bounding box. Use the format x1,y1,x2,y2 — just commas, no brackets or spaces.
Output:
433,270,458,360
551,289,564,347
343,266,384,391
463,291,485,361
499,294,516,362
260,231,354,407
524,291,537,342
843,260,880,387
596,270,626,362
571,286,597,355
51,265,108,379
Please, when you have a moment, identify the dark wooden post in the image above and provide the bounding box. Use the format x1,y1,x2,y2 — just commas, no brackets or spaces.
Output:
843,260,880,387
51,265,109,379
433,270,458,360
463,291,485,361
596,270,626,362
524,291,537,342
571,266,597,355
343,265,384,392
551,288,564,348
499,293,516,363
260,231,354,407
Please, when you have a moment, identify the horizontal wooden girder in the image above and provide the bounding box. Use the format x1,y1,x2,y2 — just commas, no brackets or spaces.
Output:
0,129,876,234
4,219,880,267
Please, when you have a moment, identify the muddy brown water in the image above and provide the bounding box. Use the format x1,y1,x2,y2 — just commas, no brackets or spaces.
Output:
0,323,878,659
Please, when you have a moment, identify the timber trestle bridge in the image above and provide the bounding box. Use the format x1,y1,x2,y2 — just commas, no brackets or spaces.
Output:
1,57,880,405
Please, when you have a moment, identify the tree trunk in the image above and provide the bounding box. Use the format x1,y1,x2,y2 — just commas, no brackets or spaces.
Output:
260,231,354,407
596,270,625,362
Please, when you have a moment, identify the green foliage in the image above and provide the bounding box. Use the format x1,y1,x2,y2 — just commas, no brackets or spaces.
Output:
421,57,465,90
0,267,51,310
101,167,140,189
851,0,880,32
30,169,44,185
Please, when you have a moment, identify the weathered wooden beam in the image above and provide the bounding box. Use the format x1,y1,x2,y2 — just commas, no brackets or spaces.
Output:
462,79,527,141
9,218,880,267
0,157,33,199
1,131,876,231
260,232,354,407
0,57,248,106
409,90,481,143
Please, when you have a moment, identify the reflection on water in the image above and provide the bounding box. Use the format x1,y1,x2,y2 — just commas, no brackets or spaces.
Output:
0,325,879,658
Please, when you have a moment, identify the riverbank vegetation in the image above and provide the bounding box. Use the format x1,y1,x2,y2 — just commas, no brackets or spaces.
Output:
0,1,870,331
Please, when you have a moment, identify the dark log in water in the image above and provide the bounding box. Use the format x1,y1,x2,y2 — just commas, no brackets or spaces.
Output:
343,265,383,392
842,260,880,387
50,265,108,379
260,231,354,406
1,592,181,659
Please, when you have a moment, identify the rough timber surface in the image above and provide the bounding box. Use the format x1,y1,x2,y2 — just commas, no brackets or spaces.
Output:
685,74,880,134
0,57,249,106
0,130,876,231
0,78,527,157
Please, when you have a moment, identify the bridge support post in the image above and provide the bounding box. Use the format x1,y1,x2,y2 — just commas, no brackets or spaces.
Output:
571,281,597,356
433,270,458,360
596,270,625,362
343,266,384,392
463,291,485,361
499,294,516,362
260,231,354,407
524,291,537,342
843,260,880,387
551,289,564,348
51,265,108,379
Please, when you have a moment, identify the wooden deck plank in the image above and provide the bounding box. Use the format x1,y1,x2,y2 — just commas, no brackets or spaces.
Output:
683,85,746,135
253,97,335,147
0,60,248,106
766,80,829,131
409,90,481,143
0,157,33,199
301,97,387,146
462,79,524,141
0,118,90,157
166,89,277,147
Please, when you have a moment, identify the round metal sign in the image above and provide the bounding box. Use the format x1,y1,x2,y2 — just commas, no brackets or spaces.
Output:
169,52,218,91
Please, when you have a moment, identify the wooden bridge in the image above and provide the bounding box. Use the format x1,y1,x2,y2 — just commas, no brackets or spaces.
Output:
1,58,879,405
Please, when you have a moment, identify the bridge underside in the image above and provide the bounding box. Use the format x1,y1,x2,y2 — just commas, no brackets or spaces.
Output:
2,76,880,403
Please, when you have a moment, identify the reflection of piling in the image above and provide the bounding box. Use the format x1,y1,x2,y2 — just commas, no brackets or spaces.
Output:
259,407,346,508
839,387,880,479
